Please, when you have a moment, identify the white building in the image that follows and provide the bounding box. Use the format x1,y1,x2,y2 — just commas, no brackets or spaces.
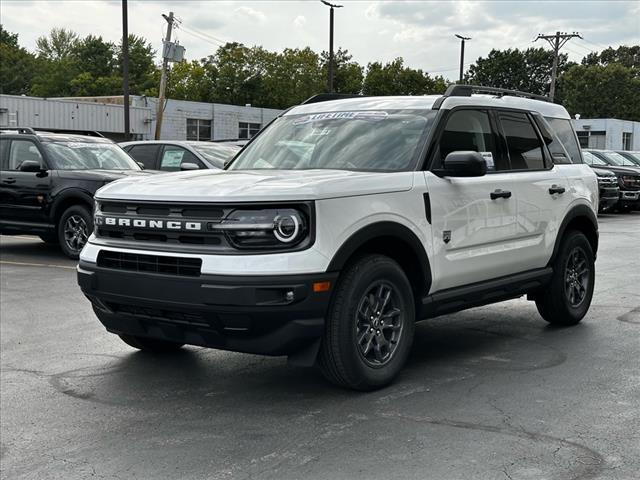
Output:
572,118,640,151
0,94,282,142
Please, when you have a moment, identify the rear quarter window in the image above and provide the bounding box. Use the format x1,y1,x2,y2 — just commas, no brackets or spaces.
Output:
545,118,582,164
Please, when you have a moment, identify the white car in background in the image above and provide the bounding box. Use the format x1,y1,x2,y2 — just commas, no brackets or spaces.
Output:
120,140,241,172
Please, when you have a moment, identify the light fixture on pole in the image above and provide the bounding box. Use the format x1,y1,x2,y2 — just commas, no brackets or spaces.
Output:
321,0,343,93
455,34,471,84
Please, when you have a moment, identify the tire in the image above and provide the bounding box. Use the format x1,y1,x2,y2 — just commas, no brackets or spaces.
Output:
119,334,185,353
317,254,415,391
39,233,59,245
57,205,93,259
535,230,595,326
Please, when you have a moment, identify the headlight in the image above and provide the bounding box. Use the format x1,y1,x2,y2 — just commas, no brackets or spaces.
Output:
212,208,308,249
621,175,640,188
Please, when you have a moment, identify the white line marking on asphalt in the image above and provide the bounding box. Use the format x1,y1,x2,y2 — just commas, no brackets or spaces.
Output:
0,260,76,270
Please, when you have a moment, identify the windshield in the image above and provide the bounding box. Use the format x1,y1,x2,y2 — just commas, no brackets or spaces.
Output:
43,142,140,170
603,151,638,167
229,109,436,172
191,143,240,169
583,151,608,166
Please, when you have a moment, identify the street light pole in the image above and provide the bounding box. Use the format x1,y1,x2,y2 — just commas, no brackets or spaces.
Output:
455,34,471,84
321,0,343,93
122,0,130,140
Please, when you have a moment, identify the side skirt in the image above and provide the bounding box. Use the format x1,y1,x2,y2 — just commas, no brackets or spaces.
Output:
419,267,553,320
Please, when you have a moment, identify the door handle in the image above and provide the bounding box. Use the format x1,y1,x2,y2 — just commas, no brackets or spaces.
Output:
2,178,16,184
490,189,512,200
549,185,566,195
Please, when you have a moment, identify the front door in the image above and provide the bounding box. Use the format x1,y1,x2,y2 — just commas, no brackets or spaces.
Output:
425,108,519,292
0,138,51,225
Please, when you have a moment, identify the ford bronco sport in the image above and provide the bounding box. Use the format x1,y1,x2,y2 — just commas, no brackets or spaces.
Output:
78,85,599,390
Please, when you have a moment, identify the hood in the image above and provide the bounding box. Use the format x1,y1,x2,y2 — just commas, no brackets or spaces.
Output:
57,169,157,182
96,169,415,202
590,167,615,177
592,165,640,176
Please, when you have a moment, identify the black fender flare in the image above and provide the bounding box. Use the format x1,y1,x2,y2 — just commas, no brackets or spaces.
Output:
326,221,432,294
51,189,94,222
549,204,599,264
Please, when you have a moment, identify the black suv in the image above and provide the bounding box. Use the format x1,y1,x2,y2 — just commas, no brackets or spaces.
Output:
0,128,151,258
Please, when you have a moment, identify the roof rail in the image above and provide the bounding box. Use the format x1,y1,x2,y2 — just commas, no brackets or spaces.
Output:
301,93,365,105
0,127,37,134
33,128,105,138
433,84,550,109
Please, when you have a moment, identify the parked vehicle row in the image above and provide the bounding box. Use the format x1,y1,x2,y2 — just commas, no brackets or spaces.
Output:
583,149,640,212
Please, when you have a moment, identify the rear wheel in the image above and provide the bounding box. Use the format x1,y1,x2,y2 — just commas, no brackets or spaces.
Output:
119,334,184,353
57,205,92,259
317,254,415,391
535,231,594,326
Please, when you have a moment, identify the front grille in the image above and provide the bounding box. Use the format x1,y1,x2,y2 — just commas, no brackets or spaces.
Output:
598,177,616,186
97,250,202,277
107,302,208,326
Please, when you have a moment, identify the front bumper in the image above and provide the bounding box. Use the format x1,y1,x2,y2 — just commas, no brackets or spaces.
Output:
618,190,640,209
78,261,337,356
598,186,620,211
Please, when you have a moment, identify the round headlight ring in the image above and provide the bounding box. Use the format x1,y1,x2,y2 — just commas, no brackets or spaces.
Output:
273,214,301,243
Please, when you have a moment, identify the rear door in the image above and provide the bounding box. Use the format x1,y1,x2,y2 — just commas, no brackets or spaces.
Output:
424,108,519,292
495,109,572,271
0,138,51,224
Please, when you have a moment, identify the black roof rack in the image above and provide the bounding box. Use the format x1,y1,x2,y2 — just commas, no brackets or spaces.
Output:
301,93,366,105
0,127,37,134
433,84,550,109
33,128,105,138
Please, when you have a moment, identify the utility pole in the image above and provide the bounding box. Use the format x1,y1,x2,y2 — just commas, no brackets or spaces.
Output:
122,0,130,140
155,11,174,140
321,0,343,93
535,31,582,101
455,34,471,84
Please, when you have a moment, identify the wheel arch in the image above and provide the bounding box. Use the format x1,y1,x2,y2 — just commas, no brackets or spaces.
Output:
326,221,433,304
550,204,599,264
51,189,94,227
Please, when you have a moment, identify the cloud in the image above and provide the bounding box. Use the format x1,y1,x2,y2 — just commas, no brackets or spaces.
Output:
293,15,307,29
234,6,267,24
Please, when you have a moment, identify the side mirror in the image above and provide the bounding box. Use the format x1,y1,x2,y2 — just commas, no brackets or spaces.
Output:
440,151,487,177
18,160,45,173
180,162,199,171
136,161,145,170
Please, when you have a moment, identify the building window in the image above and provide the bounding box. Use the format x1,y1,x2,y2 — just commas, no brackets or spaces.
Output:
623,132,633,151
186,119,212,141
239,122,261,139
576,131,589,148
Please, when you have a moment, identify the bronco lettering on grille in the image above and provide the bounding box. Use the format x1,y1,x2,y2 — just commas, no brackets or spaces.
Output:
96,216,203,231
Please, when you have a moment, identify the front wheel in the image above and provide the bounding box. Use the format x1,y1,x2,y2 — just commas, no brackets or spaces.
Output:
119,334,185,353
57,205,93,259
535,231,595,326
317,254,415,391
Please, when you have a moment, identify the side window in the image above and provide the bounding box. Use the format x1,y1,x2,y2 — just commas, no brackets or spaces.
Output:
0,138,10,170
544,117,582,164
160,146,203,171
498,112,546,170
128,144,161,169
437,109,504,171
7,139,44,171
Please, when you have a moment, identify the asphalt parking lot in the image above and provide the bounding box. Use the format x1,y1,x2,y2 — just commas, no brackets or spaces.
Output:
1,213,639,480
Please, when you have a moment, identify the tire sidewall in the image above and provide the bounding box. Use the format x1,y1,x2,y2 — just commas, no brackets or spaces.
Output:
332,256,415,388
57,205,93,259
556,232,595,320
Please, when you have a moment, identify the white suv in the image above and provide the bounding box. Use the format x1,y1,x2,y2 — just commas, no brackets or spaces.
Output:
78,86,599,390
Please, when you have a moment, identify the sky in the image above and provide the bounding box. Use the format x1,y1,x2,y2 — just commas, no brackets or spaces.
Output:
1,0,639,80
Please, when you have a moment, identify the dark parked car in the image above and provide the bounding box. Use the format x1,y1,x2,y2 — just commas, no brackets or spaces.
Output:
120,140,240,171
583,149,640,212
0,128,152,258
616,151,640,167
591,167,620,213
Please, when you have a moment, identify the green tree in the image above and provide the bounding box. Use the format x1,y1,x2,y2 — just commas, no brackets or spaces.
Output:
466,48,572,96
36,28,79,60
582,45,640,70
362,58,445,96
559,63,640,121
74,35,117,78
117,35,157,96
167,60,217,102
0,25,38,95
320,48,364,94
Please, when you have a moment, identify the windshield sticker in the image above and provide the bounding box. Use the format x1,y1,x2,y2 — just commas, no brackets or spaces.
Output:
293,111,388,125
161,150,185,168
480,152,495,170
